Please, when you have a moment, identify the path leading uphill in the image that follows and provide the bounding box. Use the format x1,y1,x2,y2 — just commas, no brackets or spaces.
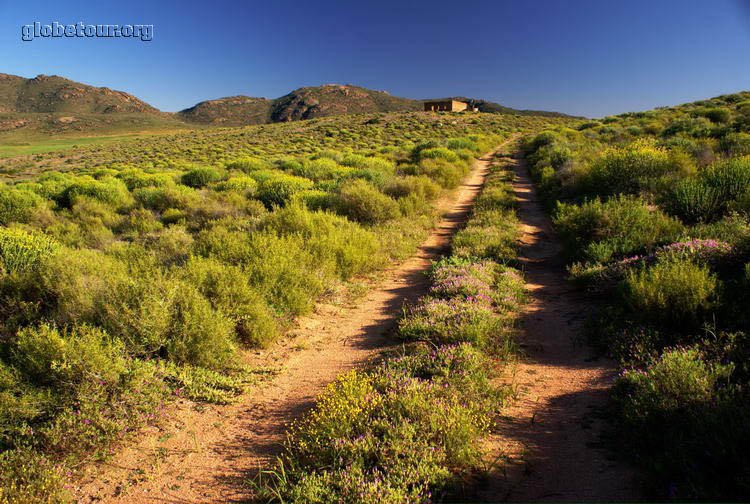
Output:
477,155,642,502
73,137,519,504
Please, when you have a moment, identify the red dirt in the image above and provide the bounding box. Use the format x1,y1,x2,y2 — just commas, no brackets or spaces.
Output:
73,137,518,504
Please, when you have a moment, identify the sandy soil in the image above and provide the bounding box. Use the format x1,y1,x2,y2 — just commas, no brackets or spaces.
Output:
72,138,518,504
475,155,643,503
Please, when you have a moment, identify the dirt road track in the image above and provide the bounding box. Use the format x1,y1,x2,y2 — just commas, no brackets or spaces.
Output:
476,154,642,503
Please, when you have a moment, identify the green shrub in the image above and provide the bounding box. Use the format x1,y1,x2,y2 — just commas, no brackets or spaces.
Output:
340,168,391,190
447,137,480,152
339,153,395,174
620,257,719,328
226,157,272,172
416,158,463,189
11,323,126,389
165,282,236,368
118,169,175,190
418,147,460,163
615,348,727,429
0,447,70,504
133,185,199,212
213,175,258,194
398,297,500,346
257,344,502,503
0,189,44,225
452,208,519,262
666,177,723,223
582,141,680,196
701,157,750,201
181,166,224,188
696,107,731,124
291,189,331,211
263,202,382,279
59,176,133,209
0,228,60,274
256,174,314,208
668,157,750,222
117,208,163,237
331,179,400,224
383,175,441,201
612,348,747,500
181,257,279,347
292,158,352,182
719,133,750,156
197,227,326,316
554,196,683,263
149,225,194,264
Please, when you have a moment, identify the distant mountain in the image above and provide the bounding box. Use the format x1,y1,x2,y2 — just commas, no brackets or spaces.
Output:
177,84,420,125
270,84,420,122
0,73,163,115
0,73,576,138
176,96,273,126
178,84,575,125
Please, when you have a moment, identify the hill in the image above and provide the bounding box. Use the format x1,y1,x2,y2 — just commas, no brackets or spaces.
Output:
177,84,420,125
0,73,191,140
0,73,163,114
176,95,273,126
178,84,575,125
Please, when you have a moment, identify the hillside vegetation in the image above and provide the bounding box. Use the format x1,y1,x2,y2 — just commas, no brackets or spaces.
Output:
0,110,572,503
522,89,750,501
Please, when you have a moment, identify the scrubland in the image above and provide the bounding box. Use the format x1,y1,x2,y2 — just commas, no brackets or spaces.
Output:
252,154,527,503
0,111,566,503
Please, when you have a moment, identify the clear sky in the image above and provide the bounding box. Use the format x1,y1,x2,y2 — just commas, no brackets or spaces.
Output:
1,0,748,118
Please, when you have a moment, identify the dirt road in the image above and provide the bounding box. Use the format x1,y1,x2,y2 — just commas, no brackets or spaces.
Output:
476,155,642,503
74,138,518,504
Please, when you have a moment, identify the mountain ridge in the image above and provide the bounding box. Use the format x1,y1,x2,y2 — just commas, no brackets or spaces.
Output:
0,73,578,137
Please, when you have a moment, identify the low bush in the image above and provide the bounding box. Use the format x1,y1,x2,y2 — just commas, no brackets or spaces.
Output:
181,166,224,188
0,228,60,274
256,174,315,208
719,132,750,156
118,169,175,190
554,196,683,263
290,189,330,211
416,158,464,189
612,348,748,500
256,344,503,504
383,175,441,201
226,157,272,172
262,202,382,279
619,256,719,330
580,140,682,197
213,175,258,194
667,158,750,223
452,208,519,262
0,189,44,225
59,176,133,209
398,297,499,347
292,158,352,182
133,185,199,212
331,179,400,224
181,256,279,347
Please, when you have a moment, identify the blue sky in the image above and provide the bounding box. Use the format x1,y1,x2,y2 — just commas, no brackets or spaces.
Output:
1,0,748,117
